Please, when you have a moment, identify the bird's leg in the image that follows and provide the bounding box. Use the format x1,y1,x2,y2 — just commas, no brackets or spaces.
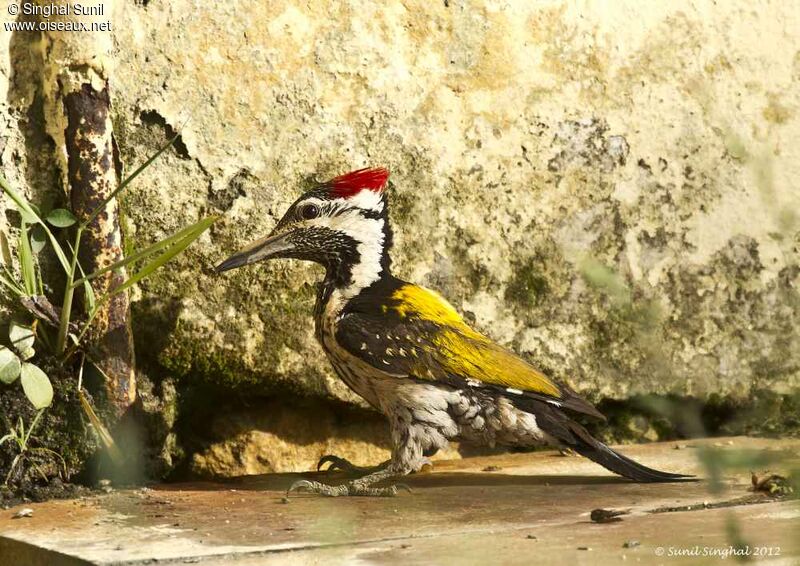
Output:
316,455,434,475
316,455,391,476
288,421,422,498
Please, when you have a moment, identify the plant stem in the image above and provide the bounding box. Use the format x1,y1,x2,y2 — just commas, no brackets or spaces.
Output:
22,409,45,450
56,227,83,354
62,302,102,361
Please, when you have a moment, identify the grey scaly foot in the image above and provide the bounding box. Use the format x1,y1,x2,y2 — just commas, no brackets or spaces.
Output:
287,479,411,497
287,466,411,498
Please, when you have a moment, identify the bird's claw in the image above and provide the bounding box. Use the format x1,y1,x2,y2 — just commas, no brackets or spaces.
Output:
286,478,411,498
317,454,359,474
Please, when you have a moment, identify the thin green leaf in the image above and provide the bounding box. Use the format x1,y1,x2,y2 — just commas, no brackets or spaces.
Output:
36,256,44,295
78,262,96,316
20,363,53,409
63,307,100,361
74,216,217,289
63,217,214,357
111,217,217,296
0,434,14,446
79,389,123,465
0,271,24,296
83,132,181,229
0,174,70,274
83,281,96,315
0,346,21,384
0,230,13,265
42,227,71,274
46,208,77,228
0,173,40,223
18,222,36,295
22,409,44,447
67,239,96,316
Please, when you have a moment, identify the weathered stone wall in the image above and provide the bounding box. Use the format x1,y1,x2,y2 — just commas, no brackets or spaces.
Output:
2,1,799,475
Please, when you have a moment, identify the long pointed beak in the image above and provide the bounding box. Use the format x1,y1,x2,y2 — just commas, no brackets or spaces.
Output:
214,231,294,274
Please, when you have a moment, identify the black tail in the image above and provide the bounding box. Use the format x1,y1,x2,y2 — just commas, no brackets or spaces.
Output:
569,430,694,483
521,399,694,483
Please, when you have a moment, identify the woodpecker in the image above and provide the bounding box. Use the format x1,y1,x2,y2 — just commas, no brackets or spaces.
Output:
215,167,691,497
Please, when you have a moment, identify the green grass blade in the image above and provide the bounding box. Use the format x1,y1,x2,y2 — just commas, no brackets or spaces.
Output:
82,133,181,229
80,265,96,316
67,239,96,316
18,223,36,296
74,216,217,289
0,174,71,273
36,257,44,295
0,173,41,224
110,216,217,297
0,272,24,296
41,225,71,274
79,389,123,465
0,231,13,266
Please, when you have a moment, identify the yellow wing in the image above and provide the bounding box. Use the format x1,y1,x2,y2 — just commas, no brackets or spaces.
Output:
338,282,604,419
390,284,561,397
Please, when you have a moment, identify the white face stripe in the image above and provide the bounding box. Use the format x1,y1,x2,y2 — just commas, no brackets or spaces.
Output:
342,189,384,213
311,209,386,297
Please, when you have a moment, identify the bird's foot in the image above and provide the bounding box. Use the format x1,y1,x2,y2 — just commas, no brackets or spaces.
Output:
416,457,434,473
287,478,411,498
316,454,389,476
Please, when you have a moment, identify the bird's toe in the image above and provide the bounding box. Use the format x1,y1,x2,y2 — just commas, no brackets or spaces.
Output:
316,454,358,474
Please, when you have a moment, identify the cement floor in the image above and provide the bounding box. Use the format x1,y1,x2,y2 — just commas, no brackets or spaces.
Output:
0,436,798,565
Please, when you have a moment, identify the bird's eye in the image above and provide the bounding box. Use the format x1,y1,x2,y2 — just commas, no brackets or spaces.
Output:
299,203,319,220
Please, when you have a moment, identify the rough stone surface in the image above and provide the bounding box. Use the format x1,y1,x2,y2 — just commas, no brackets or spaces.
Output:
1,2,799,473
111,0,800,402
187,400,460,478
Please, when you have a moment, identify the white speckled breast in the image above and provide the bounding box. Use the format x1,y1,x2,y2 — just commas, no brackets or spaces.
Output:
316,289,386,409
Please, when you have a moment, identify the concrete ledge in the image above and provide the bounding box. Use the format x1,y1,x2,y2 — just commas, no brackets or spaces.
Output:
1,437,798,565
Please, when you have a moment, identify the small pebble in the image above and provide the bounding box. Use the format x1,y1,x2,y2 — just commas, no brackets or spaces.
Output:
526,534,538,540
623,540,640,548
12,508,33,519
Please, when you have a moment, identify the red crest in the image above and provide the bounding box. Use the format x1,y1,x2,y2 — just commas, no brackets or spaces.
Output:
327,167,390,199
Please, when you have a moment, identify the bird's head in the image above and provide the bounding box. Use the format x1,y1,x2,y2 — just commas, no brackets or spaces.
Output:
215,167,393,289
